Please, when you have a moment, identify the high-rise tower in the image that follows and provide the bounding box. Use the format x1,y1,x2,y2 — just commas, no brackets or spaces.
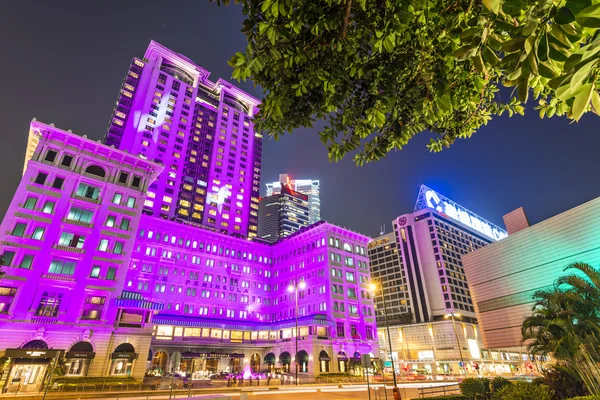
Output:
257,183,310,243
266,174,320,224
104,41,262,237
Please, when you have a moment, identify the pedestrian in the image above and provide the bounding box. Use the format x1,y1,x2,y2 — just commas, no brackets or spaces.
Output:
267,373,271,386
256,375,260,386
233,375,237,386
240,375,244,386
227,375,231,387
249,375,253,386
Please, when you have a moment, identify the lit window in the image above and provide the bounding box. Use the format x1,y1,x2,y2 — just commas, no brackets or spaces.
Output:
163,196,172,203
144,199,154,207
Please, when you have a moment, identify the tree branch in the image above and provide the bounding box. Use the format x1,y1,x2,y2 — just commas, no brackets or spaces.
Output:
342,0,353,39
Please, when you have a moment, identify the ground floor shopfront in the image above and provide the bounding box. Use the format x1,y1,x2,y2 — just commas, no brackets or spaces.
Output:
147,341,378,379
378,321,549,379
0,322,152,392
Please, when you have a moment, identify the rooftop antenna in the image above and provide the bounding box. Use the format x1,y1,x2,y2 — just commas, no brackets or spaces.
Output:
380,224,385,235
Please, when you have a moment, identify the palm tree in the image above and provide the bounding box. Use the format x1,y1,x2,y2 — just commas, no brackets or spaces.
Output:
521,262,600,394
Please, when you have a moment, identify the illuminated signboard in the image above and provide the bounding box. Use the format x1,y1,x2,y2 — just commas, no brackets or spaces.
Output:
414,185,508,241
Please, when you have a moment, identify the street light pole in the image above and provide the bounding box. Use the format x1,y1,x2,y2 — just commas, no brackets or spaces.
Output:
371,281,401,400
288,280,306,386
446,311,464,375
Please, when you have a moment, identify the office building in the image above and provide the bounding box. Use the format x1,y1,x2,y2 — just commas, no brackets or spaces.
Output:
104,41,262,237
0,120,377,391
463,199,600,350
258,182,310,243
266,174,320,224
369,185,508,326
369,186,529,376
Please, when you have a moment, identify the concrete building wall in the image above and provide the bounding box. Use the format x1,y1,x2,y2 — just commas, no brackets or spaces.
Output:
463,196,600,349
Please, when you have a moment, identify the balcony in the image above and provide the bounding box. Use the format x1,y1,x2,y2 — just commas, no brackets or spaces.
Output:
31,316,59,324
73,194,100,204
55,245,85,253
63,219,92,228
41,273,76,282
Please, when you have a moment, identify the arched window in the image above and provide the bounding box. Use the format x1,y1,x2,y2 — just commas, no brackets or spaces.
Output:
85,165,106,178
21,340,48,349
114,343,135,353
69,341,93,352
279,352,291,372
319,350,330,372
264,353,276,369
296,350,309,373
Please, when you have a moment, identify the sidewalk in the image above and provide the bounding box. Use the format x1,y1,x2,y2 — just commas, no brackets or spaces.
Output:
0,382,460,400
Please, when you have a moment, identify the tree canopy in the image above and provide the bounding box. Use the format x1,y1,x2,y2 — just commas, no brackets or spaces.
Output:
214,0,600,164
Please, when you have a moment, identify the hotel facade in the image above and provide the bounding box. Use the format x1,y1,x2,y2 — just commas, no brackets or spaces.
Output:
369,187,533,376
0,42,378,393
0,121,377,392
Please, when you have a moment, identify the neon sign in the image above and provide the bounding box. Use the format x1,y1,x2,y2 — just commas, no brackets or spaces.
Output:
414,185,508,241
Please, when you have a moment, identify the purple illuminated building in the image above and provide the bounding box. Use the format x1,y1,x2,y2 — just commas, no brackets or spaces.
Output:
105,41,262,238
0,84,376,390
0,121,163,391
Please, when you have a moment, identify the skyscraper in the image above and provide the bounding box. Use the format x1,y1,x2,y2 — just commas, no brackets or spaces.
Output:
257,183,310,243
368,185,508,325
104,41,262,237
266,174,320,224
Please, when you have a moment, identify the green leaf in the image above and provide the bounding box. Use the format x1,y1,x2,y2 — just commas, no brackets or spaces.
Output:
517,78,529,103
566,0,592,15
569,59,599,93
502,38,527,53
528,51,539,76
576,4,600,28
482,46,500,66
524,35,535,55
549,25,572,49
383,34,396,52
473,54,487,74
591,90,600,115
572,83,593,121
537,34,549,62
548,42,570,62
453,44,478,61
523,19,538,36
555,7,576,24
507,68,522,81
483,0,501,14
539,62,557,79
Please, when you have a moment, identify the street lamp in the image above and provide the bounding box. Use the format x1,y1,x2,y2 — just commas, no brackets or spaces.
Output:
445,311,465,375
370,281,401,400
288,279,306,386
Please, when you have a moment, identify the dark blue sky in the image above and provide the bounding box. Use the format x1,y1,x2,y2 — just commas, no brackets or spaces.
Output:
1,1,599,237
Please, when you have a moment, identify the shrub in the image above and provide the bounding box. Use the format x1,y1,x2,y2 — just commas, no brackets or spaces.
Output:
568,396,600,400
540,364,589,399
459,378,490,399
491,376,510,393
492,382,551,400
427,396,468,400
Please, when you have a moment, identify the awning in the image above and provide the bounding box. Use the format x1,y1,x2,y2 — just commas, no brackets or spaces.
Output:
66,351,95,359
111,352,137,360
181,352,244,359
5,349,63,359
115,291,164,311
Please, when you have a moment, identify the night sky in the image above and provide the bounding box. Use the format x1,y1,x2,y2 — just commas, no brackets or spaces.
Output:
2,1,600,238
